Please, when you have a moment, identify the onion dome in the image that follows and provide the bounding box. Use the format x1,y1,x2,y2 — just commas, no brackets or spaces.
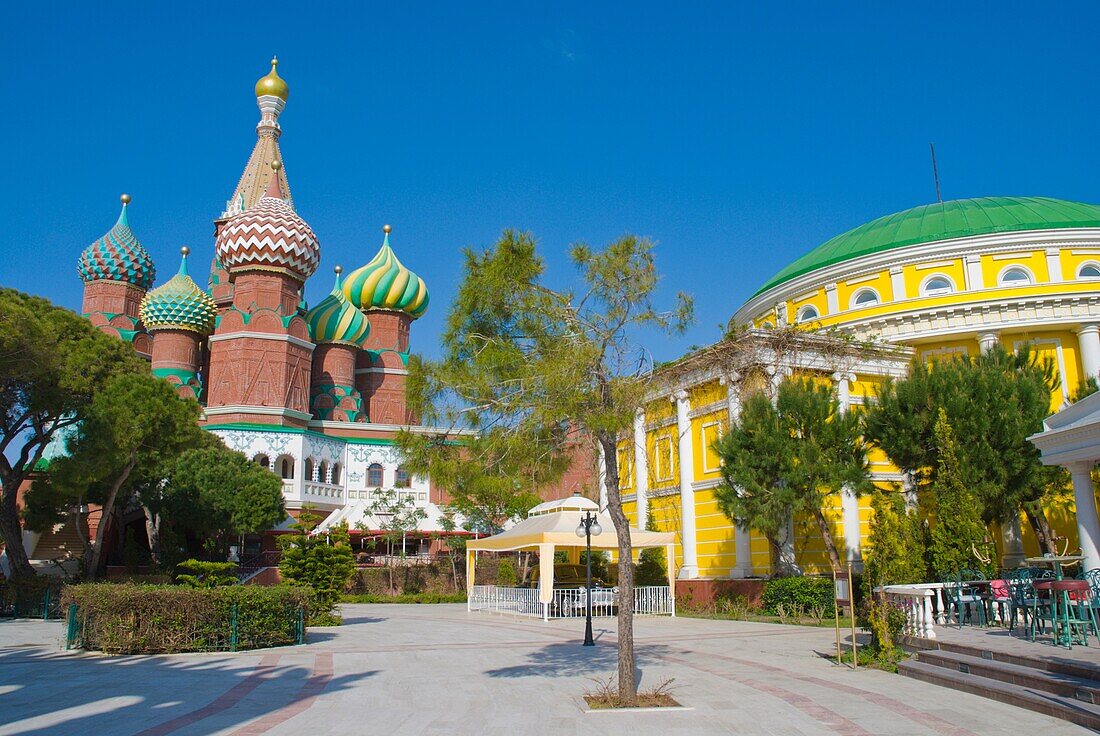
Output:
255,57,289,101
215,162,320,280
139,247,217,335
307,266,371,346
343,225,429,319
77,194,156,289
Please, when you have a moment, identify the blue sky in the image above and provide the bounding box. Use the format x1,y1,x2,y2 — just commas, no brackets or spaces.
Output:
3,3,1098,362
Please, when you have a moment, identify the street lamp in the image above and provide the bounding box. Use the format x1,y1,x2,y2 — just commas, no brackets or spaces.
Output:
575,511,603,647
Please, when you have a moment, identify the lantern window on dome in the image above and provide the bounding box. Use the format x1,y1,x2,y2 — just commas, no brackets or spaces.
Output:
920,275,955,296
998,266,1033,286
851,288,880,308
796,305,819,323
1079,263,1100,279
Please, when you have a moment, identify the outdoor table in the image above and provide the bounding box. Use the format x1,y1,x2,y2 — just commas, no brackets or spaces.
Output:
1026,555,1085,581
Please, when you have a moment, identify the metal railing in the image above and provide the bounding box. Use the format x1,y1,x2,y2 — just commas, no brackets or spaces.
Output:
468,585,673,620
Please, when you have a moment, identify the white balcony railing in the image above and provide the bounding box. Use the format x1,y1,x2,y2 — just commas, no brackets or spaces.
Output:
468,585,673,620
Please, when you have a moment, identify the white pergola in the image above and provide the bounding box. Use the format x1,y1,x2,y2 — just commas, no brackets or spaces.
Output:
466,495,676,608
1029,391,1100,572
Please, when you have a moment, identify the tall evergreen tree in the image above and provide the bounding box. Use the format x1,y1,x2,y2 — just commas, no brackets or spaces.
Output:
928,410,994,577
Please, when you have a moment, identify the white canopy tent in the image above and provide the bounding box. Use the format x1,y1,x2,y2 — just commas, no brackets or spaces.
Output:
465,495,676,609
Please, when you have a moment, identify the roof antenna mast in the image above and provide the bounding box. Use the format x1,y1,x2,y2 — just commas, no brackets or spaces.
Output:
929,142,943,203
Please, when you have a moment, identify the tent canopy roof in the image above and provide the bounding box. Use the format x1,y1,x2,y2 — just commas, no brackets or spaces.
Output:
467,504,674,552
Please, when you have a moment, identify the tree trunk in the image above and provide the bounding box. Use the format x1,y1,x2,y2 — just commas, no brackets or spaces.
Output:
1023,503,1058,555
0,468,36,580
599,432,637,705
143,505,161,567
87,450,137,579
813,508,843,572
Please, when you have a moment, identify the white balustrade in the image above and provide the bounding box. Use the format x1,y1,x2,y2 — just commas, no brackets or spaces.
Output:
467,585,673,620
881,585,938,639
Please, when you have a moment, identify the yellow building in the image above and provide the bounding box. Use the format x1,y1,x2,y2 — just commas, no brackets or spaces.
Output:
618,196,1100,579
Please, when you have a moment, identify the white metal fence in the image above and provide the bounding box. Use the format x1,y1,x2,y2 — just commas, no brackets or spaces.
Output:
468,585,673,619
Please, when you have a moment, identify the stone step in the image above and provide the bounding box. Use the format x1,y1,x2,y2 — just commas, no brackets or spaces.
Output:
927,636,1100,682
898,660,1100,731
917,649,1100,704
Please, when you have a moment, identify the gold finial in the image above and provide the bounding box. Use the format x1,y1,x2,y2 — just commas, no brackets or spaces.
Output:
120,193,131,204
270,56,278,69
334,265,343,275
382,224,392,234
271,160,282,171
180,246,190,256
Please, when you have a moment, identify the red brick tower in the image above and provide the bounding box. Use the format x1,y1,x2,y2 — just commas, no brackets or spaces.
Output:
306,267,371,421
342,226,430,425
76,194,156,358
139,247,218,401
204,165,320,426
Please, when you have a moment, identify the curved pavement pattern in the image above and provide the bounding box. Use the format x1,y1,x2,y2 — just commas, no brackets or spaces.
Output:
0,603,1092,735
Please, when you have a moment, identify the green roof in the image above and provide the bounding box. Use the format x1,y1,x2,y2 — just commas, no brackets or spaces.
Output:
754,196,1100,297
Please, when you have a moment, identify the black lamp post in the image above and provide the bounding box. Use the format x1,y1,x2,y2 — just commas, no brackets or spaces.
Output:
575,510,602,647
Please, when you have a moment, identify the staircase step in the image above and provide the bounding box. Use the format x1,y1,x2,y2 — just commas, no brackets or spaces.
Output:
899,660,1100,731
925,636,1100,682
917,649,1100,704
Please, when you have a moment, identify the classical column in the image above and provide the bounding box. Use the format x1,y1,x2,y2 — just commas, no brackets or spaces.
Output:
633,408,648,527
835,371,861,566
1069,461,1100,573
1077,324,1100,384
978,331,999,354
723,372,753,578
674,390,698,579
1000,516,1027,568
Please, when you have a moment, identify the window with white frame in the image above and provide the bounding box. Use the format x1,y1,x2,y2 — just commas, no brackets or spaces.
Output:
851,288,880,308
654,436,673,482
920,275,954,296
998,266,1033,286
1079,262,1100,279
796,305,819,323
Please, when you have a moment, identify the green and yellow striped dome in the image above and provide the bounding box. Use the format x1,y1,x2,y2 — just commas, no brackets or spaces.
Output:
307,268,371,346
342,226,429,319
139,248,217,335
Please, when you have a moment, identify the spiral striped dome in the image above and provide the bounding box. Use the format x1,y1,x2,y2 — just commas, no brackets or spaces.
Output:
343,227,429,319
307,269,371,346
140,249,217,335
215,175,320,280
77,195,156,289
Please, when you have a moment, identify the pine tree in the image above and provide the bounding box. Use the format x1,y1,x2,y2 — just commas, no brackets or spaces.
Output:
279,508,356,624
928,410,994,578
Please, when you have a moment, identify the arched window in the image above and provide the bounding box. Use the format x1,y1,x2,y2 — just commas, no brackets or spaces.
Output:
305,458,315,482
1079,263,1100,279
851,289,880,308
319,460,329,483
395,466,411,488
367,463,384,487
254,454,271,470
277,455,294,480
999,266,1033,286
796,306,819,323
921,275,954,296
331,463,341,486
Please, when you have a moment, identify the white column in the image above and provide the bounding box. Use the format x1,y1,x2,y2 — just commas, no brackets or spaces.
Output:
889,266,906,301
1077,324,1100,384
724,372,753,578
825,283,839,314
835,371,861,565
597,444,608,511
1046,248,1064,283
1069,461,1100,573
674,390,698,579
978,331,999,354
633,408,648,527
965,254,983,291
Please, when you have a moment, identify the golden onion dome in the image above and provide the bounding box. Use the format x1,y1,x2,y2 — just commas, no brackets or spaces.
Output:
255,57,289,101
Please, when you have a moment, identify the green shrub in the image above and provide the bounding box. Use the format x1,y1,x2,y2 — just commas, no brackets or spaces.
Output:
279,511,355,624
0,578,64,619
761,576,834,617
175,559,238,588
496,559,517,586
63,583,308,654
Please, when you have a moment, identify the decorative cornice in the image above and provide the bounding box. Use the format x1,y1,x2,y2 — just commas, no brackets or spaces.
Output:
354,367,409,376
204,405,313,421
208,331,315,351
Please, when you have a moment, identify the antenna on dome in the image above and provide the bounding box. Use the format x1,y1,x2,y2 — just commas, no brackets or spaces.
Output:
929,143,943,203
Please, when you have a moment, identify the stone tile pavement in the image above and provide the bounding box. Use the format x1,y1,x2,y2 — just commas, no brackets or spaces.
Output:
0,603,1092,735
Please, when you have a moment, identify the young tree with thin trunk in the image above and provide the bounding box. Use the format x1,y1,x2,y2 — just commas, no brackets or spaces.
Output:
0,288,145,578
713,377,869,572
408,230,691,704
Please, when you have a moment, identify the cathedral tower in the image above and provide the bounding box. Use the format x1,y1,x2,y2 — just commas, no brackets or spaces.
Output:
306,266,371,421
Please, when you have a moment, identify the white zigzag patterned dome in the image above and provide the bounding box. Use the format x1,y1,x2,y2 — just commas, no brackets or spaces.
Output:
215,192,320,280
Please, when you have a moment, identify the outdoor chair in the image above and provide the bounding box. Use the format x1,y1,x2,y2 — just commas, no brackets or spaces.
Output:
1028,580,1058,643
944,570,988,628
1050,580,1100,648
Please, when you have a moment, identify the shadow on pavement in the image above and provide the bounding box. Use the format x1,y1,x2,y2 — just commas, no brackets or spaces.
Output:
484,637,672,682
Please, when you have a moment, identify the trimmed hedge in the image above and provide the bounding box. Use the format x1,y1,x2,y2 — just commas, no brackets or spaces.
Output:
63,584,309,654
761,576,835,617
0,578,65,619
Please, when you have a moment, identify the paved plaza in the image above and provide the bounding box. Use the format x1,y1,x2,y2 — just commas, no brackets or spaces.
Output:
0,604,1092,735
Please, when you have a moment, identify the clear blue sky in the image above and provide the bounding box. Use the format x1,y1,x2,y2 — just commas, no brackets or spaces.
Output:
3,3,1098,362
